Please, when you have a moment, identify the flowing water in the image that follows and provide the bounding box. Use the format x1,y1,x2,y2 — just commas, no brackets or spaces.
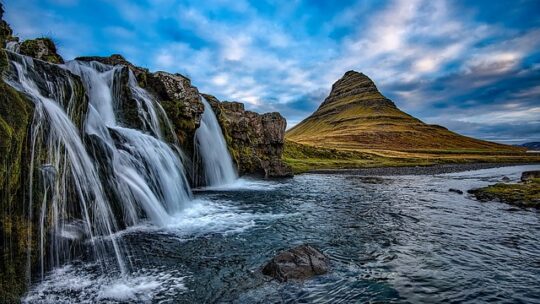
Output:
4,52,194,280
22,165,540,303
193,96,237,187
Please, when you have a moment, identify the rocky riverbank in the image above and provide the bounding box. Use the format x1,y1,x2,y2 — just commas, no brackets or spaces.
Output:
469,170,540,209
307,163,540,176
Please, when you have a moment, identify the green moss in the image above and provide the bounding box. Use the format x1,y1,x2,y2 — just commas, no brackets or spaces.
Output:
470,179,540,208
283,140,533,174
0,79,34,302
19,38,64,64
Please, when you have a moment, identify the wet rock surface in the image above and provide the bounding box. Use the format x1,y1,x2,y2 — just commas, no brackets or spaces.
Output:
521,170,540,183
205,95,292,177
449,188,464,194
262,245,330,282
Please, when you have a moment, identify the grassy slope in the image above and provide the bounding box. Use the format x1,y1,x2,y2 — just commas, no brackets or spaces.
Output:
283,140,539,174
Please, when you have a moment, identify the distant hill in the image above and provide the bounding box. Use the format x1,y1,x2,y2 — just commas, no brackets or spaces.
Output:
286,71,523,153
522,142,540,150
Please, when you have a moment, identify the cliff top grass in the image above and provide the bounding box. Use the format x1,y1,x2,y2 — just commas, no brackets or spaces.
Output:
469,178,540,208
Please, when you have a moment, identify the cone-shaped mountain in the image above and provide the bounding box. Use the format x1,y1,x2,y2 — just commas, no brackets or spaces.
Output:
286,71,520,152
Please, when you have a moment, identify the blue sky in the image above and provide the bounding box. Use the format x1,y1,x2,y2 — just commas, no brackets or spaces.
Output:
4,0,540,144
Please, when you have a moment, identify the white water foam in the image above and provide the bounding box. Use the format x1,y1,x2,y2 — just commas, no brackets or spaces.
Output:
194,177,283,191
23,264,187,303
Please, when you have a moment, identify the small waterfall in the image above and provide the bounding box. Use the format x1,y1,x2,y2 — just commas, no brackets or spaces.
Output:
3,51,193,281
194,96,237,186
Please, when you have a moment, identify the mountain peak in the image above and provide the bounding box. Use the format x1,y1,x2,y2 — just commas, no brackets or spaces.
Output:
318,70,393,110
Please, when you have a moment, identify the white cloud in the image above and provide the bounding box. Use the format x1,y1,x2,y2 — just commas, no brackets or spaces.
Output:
211,73,229,86
457,107,540,124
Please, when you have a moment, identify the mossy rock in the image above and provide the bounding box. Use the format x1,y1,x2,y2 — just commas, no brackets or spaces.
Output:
0,78,34,302
469,178,540,208
19,38,64,64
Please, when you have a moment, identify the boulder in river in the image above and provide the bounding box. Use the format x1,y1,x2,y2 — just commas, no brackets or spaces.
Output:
449,188,463,195
262,244,329,282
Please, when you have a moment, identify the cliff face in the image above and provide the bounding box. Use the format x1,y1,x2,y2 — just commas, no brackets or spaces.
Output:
204,95,292,177
75,55,291,178
287,70,523,152
0,7,33,300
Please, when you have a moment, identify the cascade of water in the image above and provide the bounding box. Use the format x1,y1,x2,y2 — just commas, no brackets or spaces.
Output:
6,41,19,53
193,96,238,186
65,61,192,224
3,51,194,281
4,52,127,278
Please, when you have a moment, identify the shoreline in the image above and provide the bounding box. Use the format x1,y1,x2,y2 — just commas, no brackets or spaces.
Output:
305,162,540,176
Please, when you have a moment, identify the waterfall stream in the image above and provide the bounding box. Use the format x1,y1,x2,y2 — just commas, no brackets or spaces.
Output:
193,96,238,187
3,51,194,281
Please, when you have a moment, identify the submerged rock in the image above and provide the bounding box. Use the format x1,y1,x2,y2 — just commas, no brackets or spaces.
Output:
449,188,464,195
262,245,329,282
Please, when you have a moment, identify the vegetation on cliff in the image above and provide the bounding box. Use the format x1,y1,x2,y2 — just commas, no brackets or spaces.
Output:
19,38,64,64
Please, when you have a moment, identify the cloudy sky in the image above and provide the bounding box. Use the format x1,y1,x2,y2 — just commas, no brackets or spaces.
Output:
4,0,540,143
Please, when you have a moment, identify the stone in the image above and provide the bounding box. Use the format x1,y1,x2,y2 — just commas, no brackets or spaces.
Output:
449,188,463,194
262,245,330,282
501,176,511,182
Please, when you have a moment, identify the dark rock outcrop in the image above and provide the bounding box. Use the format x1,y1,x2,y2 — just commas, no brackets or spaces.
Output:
468,176,540,209
204,95,292,177
521,171,540,183
145,71,204,151
262,244,330,282
449,188,464,194
0,5,16,48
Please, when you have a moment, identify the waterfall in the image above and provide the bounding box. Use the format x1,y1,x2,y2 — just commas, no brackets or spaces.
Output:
194,96,238,186
5,52,127,278
65,60,192,225
3,51,193,281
